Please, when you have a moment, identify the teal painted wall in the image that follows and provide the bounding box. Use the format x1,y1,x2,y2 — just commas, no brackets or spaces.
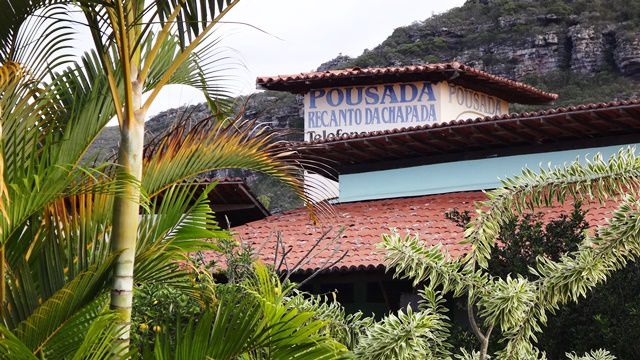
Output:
339,144,638,203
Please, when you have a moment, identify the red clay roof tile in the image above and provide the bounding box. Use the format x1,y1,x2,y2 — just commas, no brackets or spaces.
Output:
202,191,620,273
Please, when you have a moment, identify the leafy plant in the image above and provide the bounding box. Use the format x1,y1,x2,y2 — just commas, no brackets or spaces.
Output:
0,0,327,356
354,289,452,360
149,263,350,360
447,204,640,358
131,283,203,353
378,148,640,359
446,203,588,280
566,350,616,360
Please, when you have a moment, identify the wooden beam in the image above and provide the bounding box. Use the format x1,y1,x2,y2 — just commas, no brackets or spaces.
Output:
440,128,471,147
620,105,640,120
469,124,513,145
212,203,257,212
591,111,636,130
619,108,640,122
365,139,408,157
569,112,609,132
516,118,559,139
384,136,422,157
543,117,583,137
405,133,448,154
563,114,598,135
340,142,376,161
494,122,536,144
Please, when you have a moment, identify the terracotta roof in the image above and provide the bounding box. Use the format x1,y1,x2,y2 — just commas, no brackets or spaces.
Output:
295,99,640,170
202,191,619,273
256,63,558,105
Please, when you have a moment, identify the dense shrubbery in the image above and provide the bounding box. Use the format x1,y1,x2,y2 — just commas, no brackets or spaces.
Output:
515,71,640,111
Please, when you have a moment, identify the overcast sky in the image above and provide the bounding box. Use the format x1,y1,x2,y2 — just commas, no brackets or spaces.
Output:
73,0,466,118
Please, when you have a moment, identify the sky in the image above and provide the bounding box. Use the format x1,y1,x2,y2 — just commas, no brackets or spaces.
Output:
72,0,465,118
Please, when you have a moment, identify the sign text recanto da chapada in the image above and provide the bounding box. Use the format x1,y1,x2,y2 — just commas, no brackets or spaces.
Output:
303,81,507,142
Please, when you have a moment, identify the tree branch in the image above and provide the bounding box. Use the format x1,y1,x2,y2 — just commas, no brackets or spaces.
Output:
467,296,486,343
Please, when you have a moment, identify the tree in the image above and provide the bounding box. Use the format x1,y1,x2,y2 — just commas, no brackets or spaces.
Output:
447,204,640,358
75,0,241,345
2,0,329,350
446,203,588,281
0,1,324,357
375,149,640,359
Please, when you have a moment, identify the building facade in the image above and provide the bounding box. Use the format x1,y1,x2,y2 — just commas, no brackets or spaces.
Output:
205,63,640,316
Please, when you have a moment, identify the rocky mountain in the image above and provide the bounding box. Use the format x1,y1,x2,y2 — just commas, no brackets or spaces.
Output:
90,0,640,212
320,0,640,109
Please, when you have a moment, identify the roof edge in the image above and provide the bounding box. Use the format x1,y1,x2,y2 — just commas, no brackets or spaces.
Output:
256,62,558,104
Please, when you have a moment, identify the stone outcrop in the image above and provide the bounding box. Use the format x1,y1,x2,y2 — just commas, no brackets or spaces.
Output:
240,92,303,140
323,3,640,86
568,25,606,74
615,34,640,78
316,54,354,71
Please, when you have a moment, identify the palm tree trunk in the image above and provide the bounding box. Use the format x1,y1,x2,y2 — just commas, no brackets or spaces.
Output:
0,121,5,318
110,65,145,348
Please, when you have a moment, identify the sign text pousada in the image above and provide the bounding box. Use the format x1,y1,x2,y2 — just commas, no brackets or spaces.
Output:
303,81,509,142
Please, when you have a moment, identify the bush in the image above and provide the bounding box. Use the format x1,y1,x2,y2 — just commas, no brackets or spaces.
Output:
131,283,204,352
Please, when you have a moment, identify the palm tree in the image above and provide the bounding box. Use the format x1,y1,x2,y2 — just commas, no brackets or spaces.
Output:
0,51,322,359
75,0,241,345
2,0,326,346
0,0,327,357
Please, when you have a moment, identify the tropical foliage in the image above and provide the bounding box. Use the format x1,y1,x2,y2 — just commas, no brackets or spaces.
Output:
0,0,342,358
376,148,640,359
446,204,640,358
148,263,349,360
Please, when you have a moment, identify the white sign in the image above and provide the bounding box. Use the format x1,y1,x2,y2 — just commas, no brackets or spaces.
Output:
303,81,509,142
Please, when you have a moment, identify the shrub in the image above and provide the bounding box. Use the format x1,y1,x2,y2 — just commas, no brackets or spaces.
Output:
445,203,640,359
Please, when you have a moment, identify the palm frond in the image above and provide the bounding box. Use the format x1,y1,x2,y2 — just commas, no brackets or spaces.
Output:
10,257,115,357
285,291,373,350
134,182,226,292
0,2,74,78
40,296,110,359
71,311,131,360
46,50,119,165
0,325,37,360
0,307,130,360
152,263,350,360
155,0,239,50
142,32,236,114
142,115,330,220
